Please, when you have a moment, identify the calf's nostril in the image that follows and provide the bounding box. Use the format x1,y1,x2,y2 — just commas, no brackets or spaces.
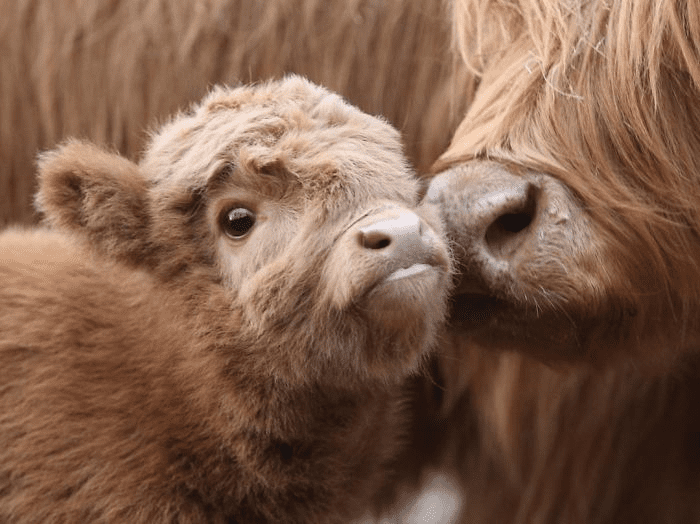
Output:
357,209,422,252
362,231,392,250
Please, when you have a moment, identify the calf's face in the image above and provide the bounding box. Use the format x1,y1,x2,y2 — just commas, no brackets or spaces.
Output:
37,76,452,385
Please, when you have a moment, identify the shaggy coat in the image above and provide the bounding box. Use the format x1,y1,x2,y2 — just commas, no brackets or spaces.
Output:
406,1,700,523
5,1,700,522
0,77,452,523
0,0,468,225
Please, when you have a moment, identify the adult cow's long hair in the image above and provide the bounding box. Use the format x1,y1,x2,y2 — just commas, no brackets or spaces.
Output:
408,1,700,522
0,0,468,225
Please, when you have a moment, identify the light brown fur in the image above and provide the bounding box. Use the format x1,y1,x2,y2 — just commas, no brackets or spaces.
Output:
0,77,452,523
0,0,469,225
5,1,700,521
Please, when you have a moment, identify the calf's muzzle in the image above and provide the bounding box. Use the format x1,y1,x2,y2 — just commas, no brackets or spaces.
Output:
351,206,448,282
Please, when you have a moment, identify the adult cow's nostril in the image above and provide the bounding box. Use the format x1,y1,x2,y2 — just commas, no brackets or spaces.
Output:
492,210,533,234
484,184,538,260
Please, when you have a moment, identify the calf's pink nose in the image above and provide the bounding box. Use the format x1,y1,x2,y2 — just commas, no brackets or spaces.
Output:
359,209,422,249
354,208,440,269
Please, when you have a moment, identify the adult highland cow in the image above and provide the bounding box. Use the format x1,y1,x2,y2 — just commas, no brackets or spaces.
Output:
410,0,700,522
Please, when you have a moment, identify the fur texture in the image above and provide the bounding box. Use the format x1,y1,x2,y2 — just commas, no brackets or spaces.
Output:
5,1,700,521
0,0,468,225
0,77,452,523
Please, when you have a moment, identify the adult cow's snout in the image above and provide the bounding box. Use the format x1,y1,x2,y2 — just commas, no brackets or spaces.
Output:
426,162,553,292
430,168,539,277
427,160,595,303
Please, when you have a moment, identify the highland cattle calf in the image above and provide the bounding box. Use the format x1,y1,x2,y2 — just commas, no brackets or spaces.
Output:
0,76,452,523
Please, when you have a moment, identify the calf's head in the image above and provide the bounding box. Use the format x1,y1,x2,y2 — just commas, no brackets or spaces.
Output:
35,76,452,385
427,1,700,368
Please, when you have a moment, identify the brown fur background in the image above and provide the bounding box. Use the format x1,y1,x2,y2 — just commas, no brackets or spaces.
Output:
0,0,469,225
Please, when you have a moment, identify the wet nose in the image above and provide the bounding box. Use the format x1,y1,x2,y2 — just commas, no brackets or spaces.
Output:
358,209,423,254
424,161,588,297
353,207,444,273
426,163,539,267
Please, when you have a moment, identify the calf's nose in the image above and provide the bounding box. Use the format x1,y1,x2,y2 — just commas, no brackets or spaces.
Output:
358,209,423,254
352,207,445,275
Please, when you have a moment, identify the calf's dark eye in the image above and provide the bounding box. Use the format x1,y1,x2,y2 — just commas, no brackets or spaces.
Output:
220,207,256,239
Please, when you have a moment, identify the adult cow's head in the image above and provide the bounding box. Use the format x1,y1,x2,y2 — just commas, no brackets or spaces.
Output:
427,0,700,369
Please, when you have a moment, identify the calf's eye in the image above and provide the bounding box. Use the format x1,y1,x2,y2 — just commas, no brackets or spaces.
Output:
220,207,256,239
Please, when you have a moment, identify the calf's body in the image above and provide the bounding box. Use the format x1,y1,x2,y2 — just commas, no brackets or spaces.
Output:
0,77,451,523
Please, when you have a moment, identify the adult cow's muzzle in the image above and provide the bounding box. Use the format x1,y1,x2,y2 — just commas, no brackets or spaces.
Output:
425,160,616,360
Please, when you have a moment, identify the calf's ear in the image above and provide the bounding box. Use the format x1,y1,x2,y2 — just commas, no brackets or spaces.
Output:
35,140,151,261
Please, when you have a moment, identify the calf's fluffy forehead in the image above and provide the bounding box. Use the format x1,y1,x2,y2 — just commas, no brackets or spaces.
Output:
141,76,417,205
